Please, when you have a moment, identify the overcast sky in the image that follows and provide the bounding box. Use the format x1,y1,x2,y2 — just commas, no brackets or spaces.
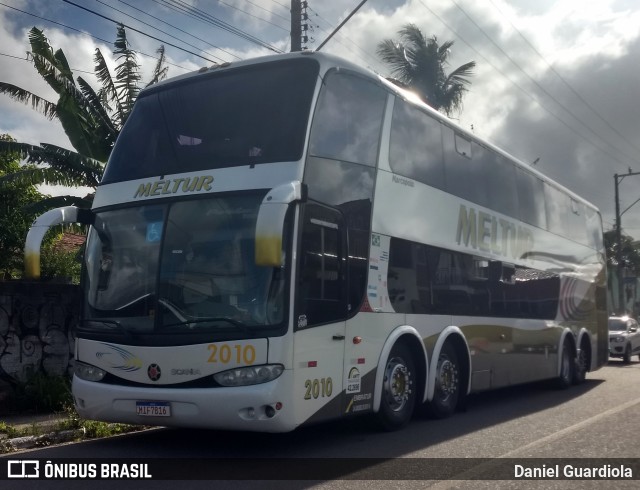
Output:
1,0,639,239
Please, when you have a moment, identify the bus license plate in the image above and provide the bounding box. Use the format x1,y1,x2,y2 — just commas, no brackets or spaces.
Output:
136,401,171,417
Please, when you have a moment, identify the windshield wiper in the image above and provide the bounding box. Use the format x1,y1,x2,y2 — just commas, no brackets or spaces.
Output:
159,317,255,335
79,318,136,340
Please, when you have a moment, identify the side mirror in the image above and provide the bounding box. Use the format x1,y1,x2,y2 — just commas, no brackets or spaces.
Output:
24,206,93,279
255,181,306,267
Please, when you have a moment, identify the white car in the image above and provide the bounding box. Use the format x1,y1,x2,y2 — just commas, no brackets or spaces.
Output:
609,316,640,363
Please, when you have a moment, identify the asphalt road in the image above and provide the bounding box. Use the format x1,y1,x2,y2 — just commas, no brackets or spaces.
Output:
3,359,640,489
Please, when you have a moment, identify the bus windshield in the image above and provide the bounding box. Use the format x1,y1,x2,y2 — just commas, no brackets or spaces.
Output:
102,58,319,184
83,193,287,336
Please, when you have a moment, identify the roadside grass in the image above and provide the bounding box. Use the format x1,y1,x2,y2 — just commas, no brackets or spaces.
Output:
56,401,149,439
1,374,148,453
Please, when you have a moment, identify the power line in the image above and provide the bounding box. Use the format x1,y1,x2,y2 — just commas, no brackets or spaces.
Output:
449,0,640,168
317,0,369,51
267,0,289,11
62,0,221,64
414,0,639,172
0,2,190,72
307,5,379,66
151,0,282,53
96,0,230,63
116,0,240,61
487,0,640,158
217,0,289,31
243,0,291,23
0,50,94,74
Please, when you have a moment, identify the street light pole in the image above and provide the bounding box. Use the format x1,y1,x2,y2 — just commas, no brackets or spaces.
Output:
614,170,640,314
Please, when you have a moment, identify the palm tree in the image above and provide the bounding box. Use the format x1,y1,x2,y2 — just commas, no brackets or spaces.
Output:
377,24,476,116
0,24,168,210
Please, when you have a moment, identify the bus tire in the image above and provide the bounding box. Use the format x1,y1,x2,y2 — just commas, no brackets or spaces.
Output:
573,342,589,385
555,341,574,389
426,342,460,419
623,344,632,364
376,342,416,431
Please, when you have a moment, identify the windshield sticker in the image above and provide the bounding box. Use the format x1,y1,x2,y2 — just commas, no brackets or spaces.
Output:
146,222,163,242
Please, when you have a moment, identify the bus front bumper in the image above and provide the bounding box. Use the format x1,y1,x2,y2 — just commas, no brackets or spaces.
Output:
72,371,297,433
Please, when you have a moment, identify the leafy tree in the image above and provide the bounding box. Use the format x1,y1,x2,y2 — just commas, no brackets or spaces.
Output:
604,230,640,272
40,232,83,283
0,134,45,278
377,24,476,116
0,24,168,209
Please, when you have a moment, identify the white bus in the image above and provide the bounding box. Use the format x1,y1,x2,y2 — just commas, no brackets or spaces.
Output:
25,51,608,432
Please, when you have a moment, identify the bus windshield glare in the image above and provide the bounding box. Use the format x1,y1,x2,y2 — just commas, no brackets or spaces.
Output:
101,58,319,184
83,193,286,335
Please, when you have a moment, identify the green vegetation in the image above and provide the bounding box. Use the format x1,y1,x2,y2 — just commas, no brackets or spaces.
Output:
0,24,168,210
0,134,44,278
377,24,476,116
11,372,73,414
1,374,148,453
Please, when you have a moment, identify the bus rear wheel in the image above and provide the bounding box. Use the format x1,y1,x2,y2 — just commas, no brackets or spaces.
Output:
555,341,574,389
426,342,460,419
376,343,416,431
573,343,588,385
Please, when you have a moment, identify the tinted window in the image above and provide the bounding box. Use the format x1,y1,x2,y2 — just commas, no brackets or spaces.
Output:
586,206,604,250
297,203,347,327
103,59,319,183
308,71,387,167
567,198,589,245
545,183,569,236
304,156,374,312
388,237,559,319
443,127,488,208
479,147,518,216
389,99,445,188
516,168,547,228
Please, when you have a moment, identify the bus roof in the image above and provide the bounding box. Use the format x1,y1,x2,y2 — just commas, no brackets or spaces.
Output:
141,50,600,215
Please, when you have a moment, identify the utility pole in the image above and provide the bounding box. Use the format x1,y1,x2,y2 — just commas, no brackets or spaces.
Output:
614,170,640,314
290,0,302,52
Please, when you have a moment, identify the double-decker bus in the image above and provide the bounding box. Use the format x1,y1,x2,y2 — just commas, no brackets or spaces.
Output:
25,51,608,432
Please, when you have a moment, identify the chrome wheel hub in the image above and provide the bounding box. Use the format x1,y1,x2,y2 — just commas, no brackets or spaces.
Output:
383,358,411,412
436,356,458,399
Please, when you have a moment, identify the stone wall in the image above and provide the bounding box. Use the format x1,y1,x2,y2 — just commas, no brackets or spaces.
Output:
0,281,80,411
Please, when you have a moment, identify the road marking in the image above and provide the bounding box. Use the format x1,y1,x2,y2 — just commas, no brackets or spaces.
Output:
427,396,640,488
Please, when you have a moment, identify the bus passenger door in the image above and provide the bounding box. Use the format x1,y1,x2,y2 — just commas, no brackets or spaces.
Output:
293,202,348,426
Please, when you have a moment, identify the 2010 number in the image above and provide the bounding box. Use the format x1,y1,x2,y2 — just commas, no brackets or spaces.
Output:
207,343,256,365
304,377,333,400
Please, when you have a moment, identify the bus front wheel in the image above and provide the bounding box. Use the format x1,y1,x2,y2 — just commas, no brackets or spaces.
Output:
426,342,460,419
376,343,416,431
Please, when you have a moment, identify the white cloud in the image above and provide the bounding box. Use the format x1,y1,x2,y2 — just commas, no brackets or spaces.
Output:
1,0,640,237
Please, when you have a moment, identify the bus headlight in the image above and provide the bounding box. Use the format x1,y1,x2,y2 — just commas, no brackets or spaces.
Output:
75,361,106,382
214,364,284,386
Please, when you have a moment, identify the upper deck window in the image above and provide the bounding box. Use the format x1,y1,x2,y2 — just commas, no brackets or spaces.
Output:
102,58,319,184
308,70,387,167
